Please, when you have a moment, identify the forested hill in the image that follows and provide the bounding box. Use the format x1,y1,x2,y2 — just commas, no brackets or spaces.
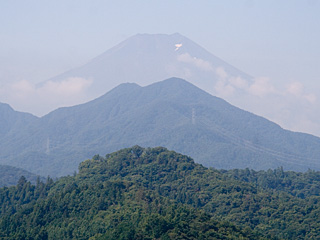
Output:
0,164,44,187
0,147,263,240
2,147,320,239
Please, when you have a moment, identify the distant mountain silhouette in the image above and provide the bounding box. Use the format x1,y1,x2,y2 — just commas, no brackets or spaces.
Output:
1,78,320,177
0,103,37,136
0,164,43,187
45,33,251,99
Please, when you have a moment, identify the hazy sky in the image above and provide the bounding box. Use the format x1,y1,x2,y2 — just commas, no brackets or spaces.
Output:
1,0,320,135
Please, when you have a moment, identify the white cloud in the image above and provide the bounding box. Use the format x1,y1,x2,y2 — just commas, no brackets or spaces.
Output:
248,77,276,97
9,80,34,98
40,77,93,96
213,67,307,99
229,76,249,90
215,67,228,79
214,80,235,97
0,77,93,116
286,82,303,96
177,53,214,71
210,66,320,136
286,82,317,103
305,94,317,103
8,77,92,99
214,67,247,97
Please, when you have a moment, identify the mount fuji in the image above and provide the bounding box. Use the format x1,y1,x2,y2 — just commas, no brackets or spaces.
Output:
3,33,318,136
46,33,251,100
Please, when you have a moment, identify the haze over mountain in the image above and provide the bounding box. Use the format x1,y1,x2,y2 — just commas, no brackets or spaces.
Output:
0,164,43,187
1,78,320,177
2,33,318,136
47,33,252,99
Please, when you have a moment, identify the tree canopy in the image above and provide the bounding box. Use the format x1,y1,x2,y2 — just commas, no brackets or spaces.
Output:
2,146,320,239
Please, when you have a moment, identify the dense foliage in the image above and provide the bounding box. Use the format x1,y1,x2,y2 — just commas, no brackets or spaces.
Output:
225,167,320,199
0,153,261,239
77,146,320,239
2,146,320,239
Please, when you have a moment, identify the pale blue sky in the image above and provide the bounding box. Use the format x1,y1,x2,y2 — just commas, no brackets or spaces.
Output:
1,0,320,135
1,0,319,87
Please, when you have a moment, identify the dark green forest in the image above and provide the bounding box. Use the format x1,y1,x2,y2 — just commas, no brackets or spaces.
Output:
1,146,320,239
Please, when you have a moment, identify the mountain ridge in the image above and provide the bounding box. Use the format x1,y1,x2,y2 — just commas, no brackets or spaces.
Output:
2,146,320,239
8,32,318,138
0,164,43,187
45,33,252,99
1,78,320,176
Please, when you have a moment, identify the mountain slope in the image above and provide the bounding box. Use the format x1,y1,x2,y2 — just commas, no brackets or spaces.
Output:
8,33,315,137
1,78,320,176
3,146,320,239
0,103,37,138
46,33,251,101
0,148,265,239
76,146,320,239
0,165,43,187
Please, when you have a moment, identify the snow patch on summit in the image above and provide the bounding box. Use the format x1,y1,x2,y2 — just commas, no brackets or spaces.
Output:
175,43,182,51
